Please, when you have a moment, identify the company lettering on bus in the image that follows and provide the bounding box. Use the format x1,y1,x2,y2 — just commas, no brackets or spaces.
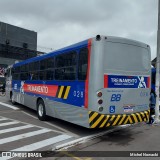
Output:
5,35,151,128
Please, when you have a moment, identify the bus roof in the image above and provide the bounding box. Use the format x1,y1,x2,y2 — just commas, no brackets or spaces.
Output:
13,39,89,67
13,35,150,67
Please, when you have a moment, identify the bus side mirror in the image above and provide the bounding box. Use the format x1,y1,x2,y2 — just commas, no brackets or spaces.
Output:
4,72,7,77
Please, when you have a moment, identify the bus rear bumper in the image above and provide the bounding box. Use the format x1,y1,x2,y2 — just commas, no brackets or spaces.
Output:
89,110,150,128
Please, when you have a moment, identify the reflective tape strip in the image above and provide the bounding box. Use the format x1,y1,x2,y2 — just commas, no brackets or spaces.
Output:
127,116,133,124
136,113,142,122
112,115,121,126
118,114,126,125
144,111,149,120
100,115,110,128
106,115,115,127
124,117,129,124
131,114,138,123
88,110,150,128
58,86,64,98
140,112,146,121
89,112,99,123
56,86,61,97
63,86,71,99
91,115,105,128
89,111,92,114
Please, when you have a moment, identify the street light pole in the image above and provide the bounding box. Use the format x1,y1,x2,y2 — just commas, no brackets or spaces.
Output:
154,0,160,124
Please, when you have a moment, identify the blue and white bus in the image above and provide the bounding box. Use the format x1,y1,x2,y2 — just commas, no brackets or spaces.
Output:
151,67,156,91
6,35,151,128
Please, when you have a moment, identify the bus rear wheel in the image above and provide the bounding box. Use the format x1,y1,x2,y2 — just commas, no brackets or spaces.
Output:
37,99,47,121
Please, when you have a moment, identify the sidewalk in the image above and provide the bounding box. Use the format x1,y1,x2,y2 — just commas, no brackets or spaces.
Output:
53,122,160,160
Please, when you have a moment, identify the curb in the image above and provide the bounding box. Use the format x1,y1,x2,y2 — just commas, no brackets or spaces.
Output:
53,124,131,151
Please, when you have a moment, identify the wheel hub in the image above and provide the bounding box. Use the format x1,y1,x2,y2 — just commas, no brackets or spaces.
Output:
38,104,43,117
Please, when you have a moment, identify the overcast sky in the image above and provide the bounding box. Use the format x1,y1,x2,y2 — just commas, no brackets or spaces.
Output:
0,0,158,59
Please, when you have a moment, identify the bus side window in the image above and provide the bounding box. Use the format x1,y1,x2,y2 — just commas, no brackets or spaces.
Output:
46,69,54,80
78,48,88,80
30,71,39,80
12,66,20,80
13,73,20,80
20,73,28,80
55,51,77,80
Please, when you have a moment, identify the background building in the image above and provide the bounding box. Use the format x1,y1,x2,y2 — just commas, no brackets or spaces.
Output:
0,21,43,76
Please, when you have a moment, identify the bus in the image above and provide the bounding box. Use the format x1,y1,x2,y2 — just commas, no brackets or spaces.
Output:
0,64,8,93
5,35,151,128
151,67,156,91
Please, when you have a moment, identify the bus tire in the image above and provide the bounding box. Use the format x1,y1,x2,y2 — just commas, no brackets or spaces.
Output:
11,93,16,105
37,99,47,121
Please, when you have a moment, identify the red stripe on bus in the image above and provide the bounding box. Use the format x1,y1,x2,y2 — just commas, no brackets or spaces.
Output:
85,39,92,108
147,77,150,88
23,84,58,97
104,75,108,88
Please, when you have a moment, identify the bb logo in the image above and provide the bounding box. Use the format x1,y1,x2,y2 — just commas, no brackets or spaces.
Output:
111,94,121,102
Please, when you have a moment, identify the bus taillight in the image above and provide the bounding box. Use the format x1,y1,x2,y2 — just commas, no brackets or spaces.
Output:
98,99,103,105
97,92,102,97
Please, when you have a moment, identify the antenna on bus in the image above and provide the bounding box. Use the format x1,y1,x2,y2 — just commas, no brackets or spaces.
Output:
15,60,19,64
96,35,101,41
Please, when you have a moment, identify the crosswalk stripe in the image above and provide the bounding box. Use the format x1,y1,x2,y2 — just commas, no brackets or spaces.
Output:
0,102,19,110
0,125,33,134
0,118,8,121
0,128,51,145
0,121,19,127
12,134,72,151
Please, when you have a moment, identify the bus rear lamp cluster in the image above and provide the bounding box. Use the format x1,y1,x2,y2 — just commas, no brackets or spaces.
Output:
97,92,102,97
96,35,101,41
98,106,103,112
98,99,103,105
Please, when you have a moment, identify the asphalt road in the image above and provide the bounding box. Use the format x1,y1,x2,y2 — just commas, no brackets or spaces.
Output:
0,94,160,160
0,95,120,159
53,123,160,160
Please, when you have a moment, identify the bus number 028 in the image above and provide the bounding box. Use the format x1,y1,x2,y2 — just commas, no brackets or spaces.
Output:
73,91,84,98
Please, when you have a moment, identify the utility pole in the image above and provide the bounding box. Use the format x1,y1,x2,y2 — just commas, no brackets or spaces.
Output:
154,0,160,124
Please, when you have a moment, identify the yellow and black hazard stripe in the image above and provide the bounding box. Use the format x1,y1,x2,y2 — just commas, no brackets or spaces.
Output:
89,110,150,128
56,86,71,99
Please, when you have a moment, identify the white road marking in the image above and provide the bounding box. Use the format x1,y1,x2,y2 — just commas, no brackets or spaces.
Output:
55,124,131,151
22,111,78,137
0,116,65,134
0,128,51,145
0,118,8,121
0,103,78,138
0,121,19,127
21,111,37,119
12,134,72,151
0,102,19,110
0,116,74,160
0,124,33,134
44,121,79,137
22,111,79,137
0,103,79,137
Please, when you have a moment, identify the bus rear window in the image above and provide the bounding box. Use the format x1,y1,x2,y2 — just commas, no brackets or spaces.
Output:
104,42,150,74
78,48,88,80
